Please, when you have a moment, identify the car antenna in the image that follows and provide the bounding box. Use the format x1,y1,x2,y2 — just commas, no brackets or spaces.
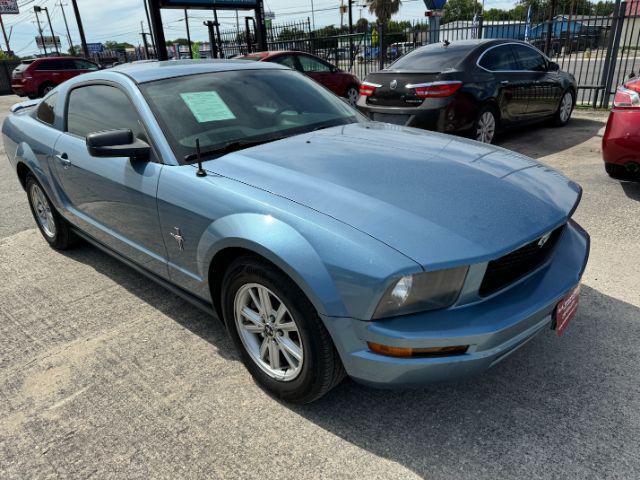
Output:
195,138,207,177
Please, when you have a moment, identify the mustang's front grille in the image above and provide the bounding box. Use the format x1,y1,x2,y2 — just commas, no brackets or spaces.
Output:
479,225,565,297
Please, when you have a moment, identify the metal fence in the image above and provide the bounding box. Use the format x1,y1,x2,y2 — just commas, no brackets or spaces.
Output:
216,0,639,108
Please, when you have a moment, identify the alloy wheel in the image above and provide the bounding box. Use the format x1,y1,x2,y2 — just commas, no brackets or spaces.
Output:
476,111,496,143
560,92,573,123
234,283,304,382
346,87,359,106
30,183,56,238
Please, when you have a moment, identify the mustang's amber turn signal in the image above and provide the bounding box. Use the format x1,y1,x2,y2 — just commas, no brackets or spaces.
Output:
367,342,469,358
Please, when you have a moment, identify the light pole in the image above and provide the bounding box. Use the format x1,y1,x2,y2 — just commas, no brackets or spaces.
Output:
35,6,59,54
33,7,48,56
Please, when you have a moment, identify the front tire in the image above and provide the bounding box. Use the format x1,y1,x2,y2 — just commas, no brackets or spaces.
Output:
221,256,345,403
26,174,75,250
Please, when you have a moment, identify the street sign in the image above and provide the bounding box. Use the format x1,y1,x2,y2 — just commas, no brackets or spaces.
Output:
35,35,62,50
425,9,444,17
0,0,19,14
159,0,258,9
87,43,104,54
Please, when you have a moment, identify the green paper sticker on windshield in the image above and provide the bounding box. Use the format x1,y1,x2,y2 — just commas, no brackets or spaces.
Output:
180,91,236,123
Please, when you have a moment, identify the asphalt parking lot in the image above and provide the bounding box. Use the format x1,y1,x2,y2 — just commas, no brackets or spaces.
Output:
1,93,639,479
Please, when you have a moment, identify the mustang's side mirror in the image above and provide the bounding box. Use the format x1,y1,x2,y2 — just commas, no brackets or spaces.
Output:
548,61,560,72
86,129,151,161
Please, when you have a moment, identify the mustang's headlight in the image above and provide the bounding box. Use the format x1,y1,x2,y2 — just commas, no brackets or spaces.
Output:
373,266,469,319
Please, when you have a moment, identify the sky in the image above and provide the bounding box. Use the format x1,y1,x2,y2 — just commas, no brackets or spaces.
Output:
3,0,516,57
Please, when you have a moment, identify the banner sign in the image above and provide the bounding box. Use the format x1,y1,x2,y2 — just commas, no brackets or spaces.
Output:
159,0,258,9
35,35,62,49
0,0,19,14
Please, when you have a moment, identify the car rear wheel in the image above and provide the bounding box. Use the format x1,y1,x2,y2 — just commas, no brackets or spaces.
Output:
554,90,574,126
474,106,498,144
26,174,75,250
39,82,56,97
222,255,345,403
345,86,359,106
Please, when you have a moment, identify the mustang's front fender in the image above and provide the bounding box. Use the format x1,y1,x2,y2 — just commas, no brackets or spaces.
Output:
198,213,347,317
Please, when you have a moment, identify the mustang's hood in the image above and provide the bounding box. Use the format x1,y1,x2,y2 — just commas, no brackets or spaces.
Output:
204,123,581,269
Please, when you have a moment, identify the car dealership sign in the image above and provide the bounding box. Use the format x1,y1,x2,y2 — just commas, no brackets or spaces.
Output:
0,0,19,14
159,0,258,8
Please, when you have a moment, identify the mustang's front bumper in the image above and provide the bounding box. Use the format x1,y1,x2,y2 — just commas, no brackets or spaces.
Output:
322,220,590,387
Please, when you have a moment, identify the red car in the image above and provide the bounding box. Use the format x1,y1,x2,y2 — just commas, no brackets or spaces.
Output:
239,51,361,105
603,77,640,180
11,57,100,99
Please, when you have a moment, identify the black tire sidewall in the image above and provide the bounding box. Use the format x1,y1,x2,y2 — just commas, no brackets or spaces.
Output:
221,257,333,402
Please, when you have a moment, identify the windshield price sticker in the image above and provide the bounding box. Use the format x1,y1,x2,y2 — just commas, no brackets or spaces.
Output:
180,91,236,123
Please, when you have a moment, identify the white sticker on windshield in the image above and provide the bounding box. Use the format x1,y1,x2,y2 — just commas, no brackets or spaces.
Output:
180,91,236,123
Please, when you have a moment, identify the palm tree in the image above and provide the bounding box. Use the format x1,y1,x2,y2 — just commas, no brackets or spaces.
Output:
366,0,401,66
367,0,402,25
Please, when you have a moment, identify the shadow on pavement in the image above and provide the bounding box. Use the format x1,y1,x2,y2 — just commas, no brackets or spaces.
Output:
621,180,640,202
61,243,239,362
497,117,605,159
290,284,639,478
61,243,639,477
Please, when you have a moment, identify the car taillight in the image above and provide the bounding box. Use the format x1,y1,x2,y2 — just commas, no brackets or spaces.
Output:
359,81,381,97
408,81,463,98
613,86,640,108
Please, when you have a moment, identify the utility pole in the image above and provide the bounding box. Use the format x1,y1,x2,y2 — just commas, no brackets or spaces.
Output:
141,21,150,59
70,0,89,58
143,0,156,51
57,3,75,55
310,0,315,30
254,0,267,51
184,9,193,59
34,7,48,56
213,8,223,58
204,20,218,58
0,16,10,55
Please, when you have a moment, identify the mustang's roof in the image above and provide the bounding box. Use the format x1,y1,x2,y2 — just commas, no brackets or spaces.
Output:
111,59,286,83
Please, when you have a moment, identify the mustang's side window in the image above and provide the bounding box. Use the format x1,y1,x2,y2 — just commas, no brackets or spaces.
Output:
36,92,57,125
66,85,147,142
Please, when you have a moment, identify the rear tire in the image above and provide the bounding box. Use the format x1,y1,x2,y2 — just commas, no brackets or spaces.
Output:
26,174,75,250
554,90,574,127
38,82,56,98
221,255,345,404
473,105,498,144
345,86,359,106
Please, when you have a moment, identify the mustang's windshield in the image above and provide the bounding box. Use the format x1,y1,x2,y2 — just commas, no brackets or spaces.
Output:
140,69,363,162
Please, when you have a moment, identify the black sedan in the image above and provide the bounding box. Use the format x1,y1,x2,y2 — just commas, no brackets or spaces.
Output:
356,39,577,143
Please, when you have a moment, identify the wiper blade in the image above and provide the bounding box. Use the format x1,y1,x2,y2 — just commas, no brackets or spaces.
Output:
183,136,287,162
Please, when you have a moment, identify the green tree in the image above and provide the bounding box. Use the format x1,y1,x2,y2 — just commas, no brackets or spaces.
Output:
355,18,369,32
592,0,615,15
442,0,482,23
483,8,511,20
104,41,134,51
167,37,191,46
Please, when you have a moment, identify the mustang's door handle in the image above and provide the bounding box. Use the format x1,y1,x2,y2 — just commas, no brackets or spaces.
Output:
55,153,71,168
500,80,510,85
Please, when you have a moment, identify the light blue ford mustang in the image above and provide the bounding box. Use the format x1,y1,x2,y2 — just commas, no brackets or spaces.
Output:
2,60,589,403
